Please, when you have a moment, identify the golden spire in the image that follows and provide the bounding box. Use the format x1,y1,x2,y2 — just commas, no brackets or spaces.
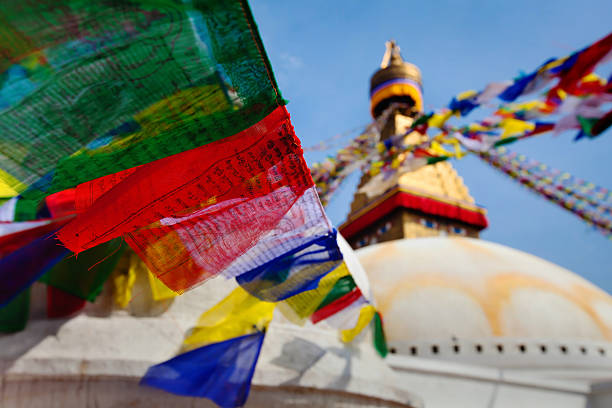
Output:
370,41,423,118
339,41,487,248
380,40,403,68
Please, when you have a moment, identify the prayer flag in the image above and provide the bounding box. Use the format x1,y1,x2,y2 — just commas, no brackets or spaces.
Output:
141,332,265,408
182,286,275,351
39,239,124,302
142,286,274,407
0,230,68,307
0,288,30,333
46,286,85,318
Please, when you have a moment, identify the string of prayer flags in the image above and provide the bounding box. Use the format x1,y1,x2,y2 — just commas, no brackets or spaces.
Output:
312,31,612,208
275,233,384,354
309,261,381,348
0,3,389,406
142,246,384,407
0,0,370,347
142,275,383,406
547,32,612,104
448,90,480,116
479,147,612,237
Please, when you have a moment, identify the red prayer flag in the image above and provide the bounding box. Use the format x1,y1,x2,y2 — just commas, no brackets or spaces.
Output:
57,106,312,253
46,285,86,318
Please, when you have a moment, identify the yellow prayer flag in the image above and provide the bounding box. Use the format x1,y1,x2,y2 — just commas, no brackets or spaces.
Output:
582,72,602,82
369,161,383,176
513,100,546,112
113,252,139,308
467,123,489,132
499,118,535,139
147,271,178,301
341,305,376,343
541,56,567,72
456,90,478,100
280,262,350,323
182,286,275,351
430,141,454,157
428,110,453,128
0,169,23,198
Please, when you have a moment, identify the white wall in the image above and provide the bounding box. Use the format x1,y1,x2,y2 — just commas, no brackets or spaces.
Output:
389,355,590,408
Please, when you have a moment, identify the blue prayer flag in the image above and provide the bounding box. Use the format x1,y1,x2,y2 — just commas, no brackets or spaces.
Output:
0,231,68,307
140,331,265,408
236,231,343,302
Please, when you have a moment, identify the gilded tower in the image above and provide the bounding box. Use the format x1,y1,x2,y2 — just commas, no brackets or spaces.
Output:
340,41,488,249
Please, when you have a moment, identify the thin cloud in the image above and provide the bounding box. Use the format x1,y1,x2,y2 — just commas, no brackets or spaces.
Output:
280,52,304,70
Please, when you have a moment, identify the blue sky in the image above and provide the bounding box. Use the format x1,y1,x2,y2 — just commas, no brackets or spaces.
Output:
250,1,612,292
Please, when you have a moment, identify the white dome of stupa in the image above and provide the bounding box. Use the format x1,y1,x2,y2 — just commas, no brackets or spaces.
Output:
356,237,612,372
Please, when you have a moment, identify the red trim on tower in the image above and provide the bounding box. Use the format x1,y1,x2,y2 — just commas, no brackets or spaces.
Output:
340,188,488,239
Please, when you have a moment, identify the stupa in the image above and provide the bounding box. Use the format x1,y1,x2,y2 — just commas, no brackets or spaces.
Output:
340,41,488,250
342,41,612,408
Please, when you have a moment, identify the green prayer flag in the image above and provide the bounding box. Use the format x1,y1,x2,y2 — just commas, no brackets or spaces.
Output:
0,288,30,333
0,0,284,214
493,136,518,147
39,239,124,302
577,115,599,137
426,156,449,165
315,275,356,311
373,312,388,358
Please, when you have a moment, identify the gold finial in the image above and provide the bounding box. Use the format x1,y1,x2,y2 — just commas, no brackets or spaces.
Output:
380,40,403,68
370,41,423,118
